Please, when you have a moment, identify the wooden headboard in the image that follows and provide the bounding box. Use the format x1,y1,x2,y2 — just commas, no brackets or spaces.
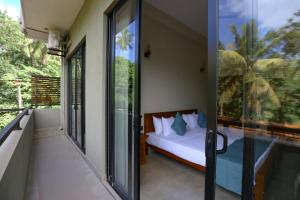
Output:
144,109,197,134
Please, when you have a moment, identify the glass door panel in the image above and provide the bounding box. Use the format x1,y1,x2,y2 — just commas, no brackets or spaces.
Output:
251,1,300,199
113,2,134,192
68,42,85,152
71,57,77,140
107,0,141,199
215,1,250,199
76,49,83,146
211,0,300,199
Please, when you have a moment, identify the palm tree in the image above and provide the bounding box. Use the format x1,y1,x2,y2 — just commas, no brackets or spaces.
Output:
116,28,133,51
24,40,48,66
218,20,282,120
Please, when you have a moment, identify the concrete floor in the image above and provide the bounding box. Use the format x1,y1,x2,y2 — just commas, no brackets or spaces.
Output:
25,130,299,200
140,151,239,200
25,130,114,200
141,147,300,200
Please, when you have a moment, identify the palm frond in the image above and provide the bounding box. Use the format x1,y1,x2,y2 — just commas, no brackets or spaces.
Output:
219,50,247,77
218,79,240,105
116,28,133,51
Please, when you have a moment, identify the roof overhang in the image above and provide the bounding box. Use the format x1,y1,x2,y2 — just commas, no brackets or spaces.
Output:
20,0,85,42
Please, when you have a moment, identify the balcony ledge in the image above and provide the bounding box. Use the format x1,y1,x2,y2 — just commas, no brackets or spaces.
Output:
0,109,115,200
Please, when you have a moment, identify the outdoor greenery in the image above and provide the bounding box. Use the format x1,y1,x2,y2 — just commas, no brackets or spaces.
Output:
0,11,60,130
115,56,135,109
2,7,296,129
115,12,300,126
218,11,300,125
115,27,135,109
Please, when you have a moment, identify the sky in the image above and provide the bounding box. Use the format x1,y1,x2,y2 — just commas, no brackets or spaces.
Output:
0,0,20,21
116,22,136,62
219,0,300,48
2,0,297,52
226,0,300,29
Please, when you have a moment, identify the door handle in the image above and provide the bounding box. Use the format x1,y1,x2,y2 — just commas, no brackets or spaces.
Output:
73,104,78,110
134,114,143,133
205,129,213,158
216,131,228,155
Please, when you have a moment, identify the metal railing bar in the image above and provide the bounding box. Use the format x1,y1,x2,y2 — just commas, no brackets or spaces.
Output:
0,109,30,146
0,108,26,113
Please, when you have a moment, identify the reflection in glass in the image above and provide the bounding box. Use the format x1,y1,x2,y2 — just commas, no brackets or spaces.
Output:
69,44,85,150
216,0,300,199
218,0,300,124
76,49,82,145
112,0,136,194
71,57,76,139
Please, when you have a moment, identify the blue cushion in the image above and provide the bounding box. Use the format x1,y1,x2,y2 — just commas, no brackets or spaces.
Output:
198,112,207,128
171,112,187,136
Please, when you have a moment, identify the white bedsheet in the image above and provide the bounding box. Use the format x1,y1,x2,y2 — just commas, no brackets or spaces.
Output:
146,127,276,169
147,127,244,167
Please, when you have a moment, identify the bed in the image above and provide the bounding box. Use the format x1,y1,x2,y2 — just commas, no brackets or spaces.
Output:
144,110,278,200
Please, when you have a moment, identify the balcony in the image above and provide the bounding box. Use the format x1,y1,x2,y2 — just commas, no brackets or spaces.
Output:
0,108,116,200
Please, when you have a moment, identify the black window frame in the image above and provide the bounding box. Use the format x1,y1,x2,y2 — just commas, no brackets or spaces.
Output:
67,38,86,153
105,0,142,199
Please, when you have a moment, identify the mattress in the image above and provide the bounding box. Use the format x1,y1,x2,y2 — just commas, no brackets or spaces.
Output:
146,126,276,168
146,126,244,167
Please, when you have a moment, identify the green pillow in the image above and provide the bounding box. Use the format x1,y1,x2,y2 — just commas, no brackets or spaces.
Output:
171,112,187,136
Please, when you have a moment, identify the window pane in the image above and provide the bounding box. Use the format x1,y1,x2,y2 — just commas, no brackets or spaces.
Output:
112,0,136,194
216,0,300,199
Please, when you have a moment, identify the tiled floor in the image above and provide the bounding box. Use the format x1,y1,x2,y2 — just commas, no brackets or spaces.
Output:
26,130,114,200
140,151,239,200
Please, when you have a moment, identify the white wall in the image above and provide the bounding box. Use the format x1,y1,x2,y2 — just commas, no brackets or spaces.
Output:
141,4,208,116
34,108,61,131
63,0,114,177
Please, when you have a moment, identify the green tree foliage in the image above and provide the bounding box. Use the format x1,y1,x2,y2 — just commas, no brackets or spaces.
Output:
219,11,300,124
116,27,133,51
114,56,135,109
0,11,60,129
114,25,135,109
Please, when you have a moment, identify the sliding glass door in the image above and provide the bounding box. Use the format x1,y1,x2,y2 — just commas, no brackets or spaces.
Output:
68,41,86,152
107,0,141,199
207,0,300,199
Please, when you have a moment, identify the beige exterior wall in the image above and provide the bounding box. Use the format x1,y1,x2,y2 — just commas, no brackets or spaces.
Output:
63,0,114,178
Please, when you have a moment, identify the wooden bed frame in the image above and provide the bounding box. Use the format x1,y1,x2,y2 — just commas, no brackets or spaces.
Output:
144,109,278,200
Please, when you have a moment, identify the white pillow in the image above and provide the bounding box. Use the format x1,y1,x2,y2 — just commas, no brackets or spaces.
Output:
153,116,163,135
182,113,193,129
189,113,200,129
183,113,199,130
162,117,176,136
182,114,191,128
